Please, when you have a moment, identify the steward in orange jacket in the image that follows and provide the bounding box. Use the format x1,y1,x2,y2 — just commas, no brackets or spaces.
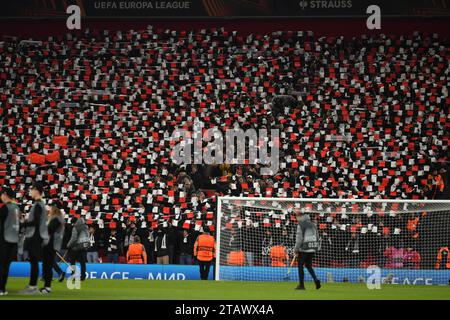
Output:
194,227,215,280
270,245,288,267
436,247,450,269
126,236,147,264
227,250,245,266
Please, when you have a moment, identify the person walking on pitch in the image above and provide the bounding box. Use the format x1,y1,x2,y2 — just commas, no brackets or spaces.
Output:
294,212,321,290
0,188,20,296
67,217,90,281
20,182,49,294
40,202,65,293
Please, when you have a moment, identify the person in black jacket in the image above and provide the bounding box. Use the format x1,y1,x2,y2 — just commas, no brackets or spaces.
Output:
20,182,49,295
178,230,194,265
242,223,257,266
124,222,137,254
154,226,169,264
166,225,177,264
40,203,64,294
188,165,204,190
107,229,119,263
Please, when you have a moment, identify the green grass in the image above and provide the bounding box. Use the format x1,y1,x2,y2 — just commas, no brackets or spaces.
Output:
1,278,449,300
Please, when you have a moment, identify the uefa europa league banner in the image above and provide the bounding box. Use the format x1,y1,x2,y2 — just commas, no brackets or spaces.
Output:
1,0,450,17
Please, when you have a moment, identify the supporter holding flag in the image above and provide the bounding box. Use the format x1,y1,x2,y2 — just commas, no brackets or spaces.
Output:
86,226,100,263
154,225,170,264
178,229,194,265
20,182,49,294
124,222,137,254
0,187,20,296
107,229,119,263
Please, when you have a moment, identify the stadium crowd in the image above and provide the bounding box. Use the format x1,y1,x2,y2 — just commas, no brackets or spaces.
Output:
0,26,449,268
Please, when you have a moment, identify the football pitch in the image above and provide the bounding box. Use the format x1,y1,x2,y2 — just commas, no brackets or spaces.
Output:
1,278,450,300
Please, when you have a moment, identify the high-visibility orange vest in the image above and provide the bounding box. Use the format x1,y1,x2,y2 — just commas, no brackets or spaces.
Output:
227,250,245,266
127,243,147,264
436,247,450,269
270,245,287,267
194,234,215,262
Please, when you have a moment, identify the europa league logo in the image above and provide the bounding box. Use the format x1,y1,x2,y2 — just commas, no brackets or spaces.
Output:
299,0,308,10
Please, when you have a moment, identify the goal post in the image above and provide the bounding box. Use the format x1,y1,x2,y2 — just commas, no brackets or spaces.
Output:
215,197,450,285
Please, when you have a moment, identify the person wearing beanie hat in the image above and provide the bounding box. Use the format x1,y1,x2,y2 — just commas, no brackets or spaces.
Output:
294,213,321,290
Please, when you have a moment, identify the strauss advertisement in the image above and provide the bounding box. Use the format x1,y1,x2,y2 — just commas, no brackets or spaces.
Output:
1,0,450,17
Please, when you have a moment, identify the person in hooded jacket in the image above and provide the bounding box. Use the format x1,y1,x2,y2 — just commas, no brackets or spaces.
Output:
294,213,321,290
67,217,89,281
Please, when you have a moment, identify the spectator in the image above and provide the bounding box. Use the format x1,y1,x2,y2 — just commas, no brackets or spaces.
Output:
178,230,194,265
403,247,421,269
86,226,99,263
166,225,177,264
261,230,273,266
345,233,361,268
147,228,156,264
0,27,448,271
188,165,204,190
242,222,257,266
154,226,170,264
124,222,137,254
107,229,119,264
384,245,405,269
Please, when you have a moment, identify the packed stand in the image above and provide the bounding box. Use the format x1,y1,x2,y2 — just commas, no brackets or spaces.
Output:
0,27,449,267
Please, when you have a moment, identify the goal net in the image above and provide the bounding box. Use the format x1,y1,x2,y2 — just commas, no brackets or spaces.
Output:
215,197,450,285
